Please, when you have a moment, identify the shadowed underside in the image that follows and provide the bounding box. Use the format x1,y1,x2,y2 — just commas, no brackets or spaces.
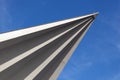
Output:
0,13,98,80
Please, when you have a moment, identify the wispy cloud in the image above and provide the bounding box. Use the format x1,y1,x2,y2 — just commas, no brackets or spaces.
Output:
58,53,94,80
116,44,120,51
111,73,120,80
96,72,120,80
0,0,12,32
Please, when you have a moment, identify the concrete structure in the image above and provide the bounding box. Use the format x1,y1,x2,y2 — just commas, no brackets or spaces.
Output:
0,13,98,80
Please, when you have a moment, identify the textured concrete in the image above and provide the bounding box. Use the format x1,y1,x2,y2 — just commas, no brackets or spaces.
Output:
0,13,98,80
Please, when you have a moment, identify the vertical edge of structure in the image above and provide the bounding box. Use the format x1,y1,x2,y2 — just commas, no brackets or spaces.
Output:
49,14,98,80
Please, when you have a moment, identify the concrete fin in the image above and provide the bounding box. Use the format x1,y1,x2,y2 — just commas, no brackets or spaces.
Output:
0,13,97,80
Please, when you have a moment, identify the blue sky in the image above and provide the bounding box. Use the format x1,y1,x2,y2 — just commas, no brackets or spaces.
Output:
0,0,120,80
